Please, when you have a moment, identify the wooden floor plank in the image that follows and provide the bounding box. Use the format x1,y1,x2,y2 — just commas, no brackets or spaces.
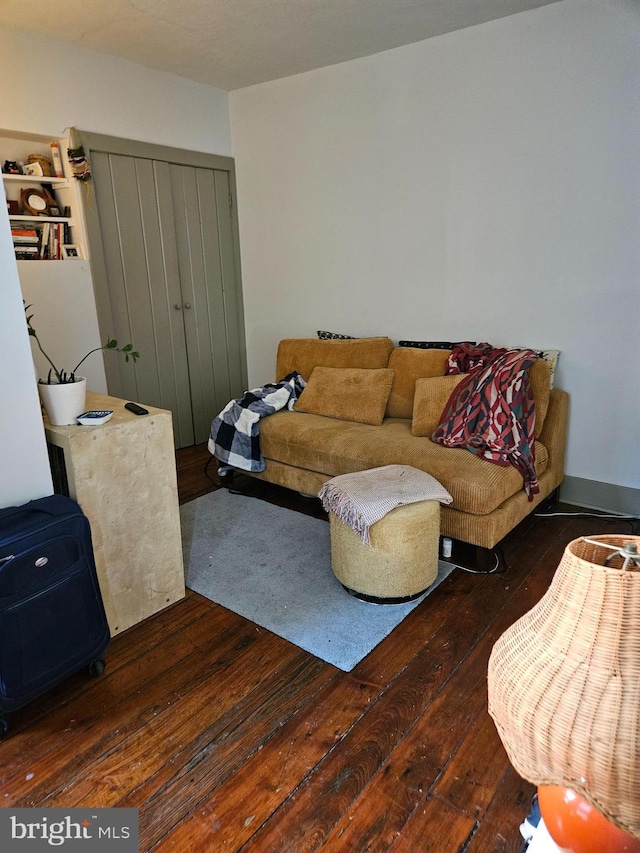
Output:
203,504,564,853
5,608,264,803
309,544,558,853
150,670,379,851
2,591,213,740
40,637,308,810
381,793,481,853
0,602,230,779
130,653,334,849
463,765,536,853
0,441,633,853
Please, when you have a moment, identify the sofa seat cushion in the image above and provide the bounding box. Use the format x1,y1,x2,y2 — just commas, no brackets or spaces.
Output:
259,412,549,516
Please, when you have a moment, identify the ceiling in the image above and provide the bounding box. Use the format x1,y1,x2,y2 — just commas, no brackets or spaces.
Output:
2,0,563,91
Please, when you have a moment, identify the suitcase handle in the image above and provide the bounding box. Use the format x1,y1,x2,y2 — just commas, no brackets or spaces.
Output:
0,496,81,530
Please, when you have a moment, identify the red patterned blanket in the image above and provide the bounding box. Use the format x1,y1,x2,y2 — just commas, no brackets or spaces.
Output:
431,343,540,499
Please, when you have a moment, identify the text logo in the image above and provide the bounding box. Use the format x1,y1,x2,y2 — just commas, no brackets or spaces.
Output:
0,809,138,850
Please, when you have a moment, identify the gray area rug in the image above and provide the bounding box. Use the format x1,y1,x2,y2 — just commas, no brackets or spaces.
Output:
181,489,454,671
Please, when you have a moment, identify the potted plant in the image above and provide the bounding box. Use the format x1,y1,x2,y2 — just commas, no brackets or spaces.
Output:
25,303,139,425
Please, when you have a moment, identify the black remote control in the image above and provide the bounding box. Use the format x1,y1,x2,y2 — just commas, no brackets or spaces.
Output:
125,402,149,416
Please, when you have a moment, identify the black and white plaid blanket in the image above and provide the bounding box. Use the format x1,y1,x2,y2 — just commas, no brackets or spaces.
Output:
208,371,306,472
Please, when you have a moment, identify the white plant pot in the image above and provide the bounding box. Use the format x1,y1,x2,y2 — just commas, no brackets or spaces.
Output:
38,377,87,425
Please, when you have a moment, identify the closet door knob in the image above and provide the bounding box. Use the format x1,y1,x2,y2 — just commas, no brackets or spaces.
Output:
174,303,182,310
184,303,192,309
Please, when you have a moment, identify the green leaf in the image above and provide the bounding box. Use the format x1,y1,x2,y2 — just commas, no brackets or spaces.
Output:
25,302,139,381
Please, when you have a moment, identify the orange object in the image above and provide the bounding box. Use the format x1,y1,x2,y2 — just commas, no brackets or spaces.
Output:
538,786,640,853
488,535,640,838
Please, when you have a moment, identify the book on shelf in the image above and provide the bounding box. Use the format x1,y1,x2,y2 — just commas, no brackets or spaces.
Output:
48,222,64,260
14,245,40,260
10,221,71,260
11,227,39,243
12,225,39,259
40,222,50,259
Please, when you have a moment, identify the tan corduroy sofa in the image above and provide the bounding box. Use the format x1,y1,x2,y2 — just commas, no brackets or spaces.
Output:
240,337,569,555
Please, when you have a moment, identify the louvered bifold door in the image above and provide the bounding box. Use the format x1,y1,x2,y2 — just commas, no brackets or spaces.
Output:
88,142,246,449
170,165,244,444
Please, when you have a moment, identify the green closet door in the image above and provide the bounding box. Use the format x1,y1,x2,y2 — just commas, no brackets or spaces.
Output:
85,136,246,449
170,164,243,444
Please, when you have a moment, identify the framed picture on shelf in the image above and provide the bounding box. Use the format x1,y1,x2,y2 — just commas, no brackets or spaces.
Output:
62,244,83,260
20,188,52,216
23,162,44,177
7,200,20,216
48,206,61,217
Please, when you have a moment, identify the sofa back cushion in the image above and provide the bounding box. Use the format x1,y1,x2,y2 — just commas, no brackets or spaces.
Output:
385,348,451,418
410,357,552,436
294,367,395,426
411,375,468,436
276,337,394,382
528,357,551,435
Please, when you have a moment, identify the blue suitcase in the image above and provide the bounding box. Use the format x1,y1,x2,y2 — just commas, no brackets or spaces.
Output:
0,494,109,734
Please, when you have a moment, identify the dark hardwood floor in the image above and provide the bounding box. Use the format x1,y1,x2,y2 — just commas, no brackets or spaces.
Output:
2,444,634,851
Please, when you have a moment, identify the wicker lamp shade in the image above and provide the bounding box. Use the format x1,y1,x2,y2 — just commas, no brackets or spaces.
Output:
488,535,640,839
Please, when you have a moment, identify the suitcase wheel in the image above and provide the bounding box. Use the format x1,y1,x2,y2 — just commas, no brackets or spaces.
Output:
88,658,106,678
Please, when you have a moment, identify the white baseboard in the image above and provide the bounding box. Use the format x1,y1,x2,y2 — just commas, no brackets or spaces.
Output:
560,476,640,516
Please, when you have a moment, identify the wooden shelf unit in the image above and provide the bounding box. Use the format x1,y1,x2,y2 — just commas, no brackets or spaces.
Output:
3,173,68,185
2,129,87,260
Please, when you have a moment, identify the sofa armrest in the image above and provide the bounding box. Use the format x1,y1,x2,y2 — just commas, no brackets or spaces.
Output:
538,388,569,484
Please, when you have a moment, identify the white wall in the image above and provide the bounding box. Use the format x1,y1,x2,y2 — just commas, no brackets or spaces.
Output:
0,200,53,507
0,28,231,155
0,28,231,506
230,0,640,495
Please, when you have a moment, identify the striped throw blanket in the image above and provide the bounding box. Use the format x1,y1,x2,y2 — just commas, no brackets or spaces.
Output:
319,465,452,546
431,344,540,499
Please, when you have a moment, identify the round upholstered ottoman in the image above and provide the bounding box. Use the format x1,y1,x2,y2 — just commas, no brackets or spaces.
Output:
329,499,440,603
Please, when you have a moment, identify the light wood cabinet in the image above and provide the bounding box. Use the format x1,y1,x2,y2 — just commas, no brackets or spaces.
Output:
44,392,185,636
